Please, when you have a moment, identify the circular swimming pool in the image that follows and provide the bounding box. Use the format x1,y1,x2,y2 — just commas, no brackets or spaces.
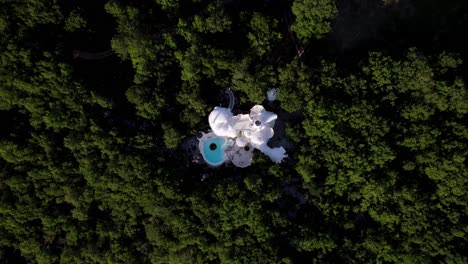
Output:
201,136,226,166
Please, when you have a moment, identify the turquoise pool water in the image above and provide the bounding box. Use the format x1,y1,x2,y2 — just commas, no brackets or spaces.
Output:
202,137,226,166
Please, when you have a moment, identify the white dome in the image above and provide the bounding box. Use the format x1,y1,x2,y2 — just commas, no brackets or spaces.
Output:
250,105,277,128
231,145,253,168
208,107,237,138
267,88,278,101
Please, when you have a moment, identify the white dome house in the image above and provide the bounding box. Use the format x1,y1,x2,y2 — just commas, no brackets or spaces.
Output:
198,89,287,167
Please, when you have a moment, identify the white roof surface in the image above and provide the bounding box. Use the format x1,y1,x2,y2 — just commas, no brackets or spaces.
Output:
208,107,237,138
206,104,287,167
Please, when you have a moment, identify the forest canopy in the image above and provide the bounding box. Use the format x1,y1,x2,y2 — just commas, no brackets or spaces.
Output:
0,0,467,263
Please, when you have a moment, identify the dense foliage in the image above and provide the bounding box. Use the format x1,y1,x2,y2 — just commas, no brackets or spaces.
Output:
0,0,467,263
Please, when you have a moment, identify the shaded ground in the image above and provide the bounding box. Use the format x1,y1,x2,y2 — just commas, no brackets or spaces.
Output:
332,0,415,52
331,0,468,60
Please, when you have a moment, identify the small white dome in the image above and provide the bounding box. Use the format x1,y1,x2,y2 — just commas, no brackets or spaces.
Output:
267,88,278,101
231,146,253,168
